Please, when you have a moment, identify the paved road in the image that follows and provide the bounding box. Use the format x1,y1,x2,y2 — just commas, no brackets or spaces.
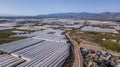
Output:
65,32,83,67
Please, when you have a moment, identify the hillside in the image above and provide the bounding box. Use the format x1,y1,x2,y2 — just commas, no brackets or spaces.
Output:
37,12,120,21
0,12,120,21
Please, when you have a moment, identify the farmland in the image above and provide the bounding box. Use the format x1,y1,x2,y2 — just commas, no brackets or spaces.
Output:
70,29,120,52
0,29,35,45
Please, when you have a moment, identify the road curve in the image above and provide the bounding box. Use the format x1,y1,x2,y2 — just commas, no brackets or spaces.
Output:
65,32,83,67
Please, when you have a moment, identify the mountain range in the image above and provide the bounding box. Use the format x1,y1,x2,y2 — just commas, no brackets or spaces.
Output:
37,12,120,21
0,12,120,21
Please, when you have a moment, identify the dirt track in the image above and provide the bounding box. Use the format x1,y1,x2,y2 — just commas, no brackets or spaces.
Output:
65,32,83,67
79,40,120,56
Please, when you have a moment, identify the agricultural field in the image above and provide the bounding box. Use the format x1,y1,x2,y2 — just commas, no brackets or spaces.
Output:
0,29,35,45
70,29,120,52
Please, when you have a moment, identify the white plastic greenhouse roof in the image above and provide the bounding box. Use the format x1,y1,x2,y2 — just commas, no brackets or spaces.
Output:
81,26,118,33
0,40,69,67
0,28,69,66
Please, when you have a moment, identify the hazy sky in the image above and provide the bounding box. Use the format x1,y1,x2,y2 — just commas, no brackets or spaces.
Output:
0,0,120,16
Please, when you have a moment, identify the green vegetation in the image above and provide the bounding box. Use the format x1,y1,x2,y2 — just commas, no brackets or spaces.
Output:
0,29,36,54
47,32,55,34
0,29,25,45
0,28,36,45
0,51,4,54
70,29,120,52
70,29,82,44
101,41,120,52
92,25,114,29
